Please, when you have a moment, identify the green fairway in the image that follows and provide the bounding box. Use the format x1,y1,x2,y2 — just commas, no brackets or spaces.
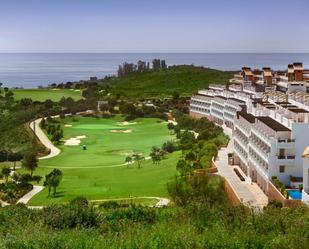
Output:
28,116,178,205
11,88,83,102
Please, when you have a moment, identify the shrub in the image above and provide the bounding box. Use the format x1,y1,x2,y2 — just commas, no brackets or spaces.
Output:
106,206,157,224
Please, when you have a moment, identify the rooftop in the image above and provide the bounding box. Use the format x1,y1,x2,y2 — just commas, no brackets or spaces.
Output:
237,111,255,123
256,116,291,132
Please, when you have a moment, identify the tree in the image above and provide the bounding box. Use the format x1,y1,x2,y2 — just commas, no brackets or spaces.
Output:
133,153,145,168
176,159,193,176
8,151,23,171
1,166,11,183
167,122,175,134
185,151,197,163
125,156,133,168
150,147,164,165
22,152,38,177
44,169,63,197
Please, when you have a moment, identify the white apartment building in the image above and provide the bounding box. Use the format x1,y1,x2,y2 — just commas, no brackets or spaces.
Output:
190,86,248,128
190,84,309,198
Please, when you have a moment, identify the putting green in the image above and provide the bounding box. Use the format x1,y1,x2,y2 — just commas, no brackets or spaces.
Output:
28,116,178,205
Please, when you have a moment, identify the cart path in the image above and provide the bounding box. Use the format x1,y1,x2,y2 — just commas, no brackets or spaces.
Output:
29,118,61,160
17,186,44,204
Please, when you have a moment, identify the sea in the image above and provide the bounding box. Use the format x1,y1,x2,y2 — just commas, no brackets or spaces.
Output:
0,53,309,88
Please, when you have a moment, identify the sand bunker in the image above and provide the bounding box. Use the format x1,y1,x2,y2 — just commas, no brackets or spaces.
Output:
64,135,87,146
168,120,178,125
76,135,86,139
118,121,137,126
110,129,132,133
64,124,72,127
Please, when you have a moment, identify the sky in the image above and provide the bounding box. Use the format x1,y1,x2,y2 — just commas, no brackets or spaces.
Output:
0,0,308,53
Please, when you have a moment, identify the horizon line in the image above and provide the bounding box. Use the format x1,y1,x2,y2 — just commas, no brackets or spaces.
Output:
0,51,309,54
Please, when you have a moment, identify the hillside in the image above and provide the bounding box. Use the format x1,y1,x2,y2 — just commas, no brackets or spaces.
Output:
102,65,233,98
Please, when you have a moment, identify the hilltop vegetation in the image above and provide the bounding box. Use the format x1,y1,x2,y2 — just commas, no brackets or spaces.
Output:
104,65,233,98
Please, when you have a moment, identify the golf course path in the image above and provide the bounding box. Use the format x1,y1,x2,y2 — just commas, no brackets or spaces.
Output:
27,197,170,209
17,186,44,204
29,118,61,160
39,156,153,169
91,196,170,208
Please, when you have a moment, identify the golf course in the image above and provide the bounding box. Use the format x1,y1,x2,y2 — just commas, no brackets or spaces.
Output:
28,116,178,205
12,88,83,102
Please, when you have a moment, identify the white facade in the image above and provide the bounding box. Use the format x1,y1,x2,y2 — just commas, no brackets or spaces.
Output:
190,85,309,197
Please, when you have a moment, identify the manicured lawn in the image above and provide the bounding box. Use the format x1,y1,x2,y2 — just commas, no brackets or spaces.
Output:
28,116,178,205
11,89,83,102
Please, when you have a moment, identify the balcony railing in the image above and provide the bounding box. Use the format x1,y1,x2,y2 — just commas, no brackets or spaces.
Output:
278,138,295,143
277,155,295,159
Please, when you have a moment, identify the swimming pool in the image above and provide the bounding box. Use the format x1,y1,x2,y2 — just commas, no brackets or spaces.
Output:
288,189,302,200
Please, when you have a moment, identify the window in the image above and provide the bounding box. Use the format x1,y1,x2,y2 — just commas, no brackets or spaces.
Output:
279,165,285,173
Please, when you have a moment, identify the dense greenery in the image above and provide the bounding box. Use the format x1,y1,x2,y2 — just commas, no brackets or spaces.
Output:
1,185,309,248
104,65,233,98
170,112,229,176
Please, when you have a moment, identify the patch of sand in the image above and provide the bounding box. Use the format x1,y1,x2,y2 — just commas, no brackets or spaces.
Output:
168,120,178,125
119,150,134,156
118,121,137,126
110,129,132,133
51,88,60,91
64,124,72,127
64,135,87,146
76,135,86,139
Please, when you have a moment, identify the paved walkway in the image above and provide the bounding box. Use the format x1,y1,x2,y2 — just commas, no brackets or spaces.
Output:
29,118,61,160
216,125,268,210
17,186,44,204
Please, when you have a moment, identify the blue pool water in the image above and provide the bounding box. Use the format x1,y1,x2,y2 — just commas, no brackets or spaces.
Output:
288,189,302,200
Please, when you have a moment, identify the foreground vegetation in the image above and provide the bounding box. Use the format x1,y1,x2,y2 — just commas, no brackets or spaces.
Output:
1,180,308,248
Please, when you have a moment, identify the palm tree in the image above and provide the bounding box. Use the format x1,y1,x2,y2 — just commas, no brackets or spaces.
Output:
125,156,133,168
133,153,145,168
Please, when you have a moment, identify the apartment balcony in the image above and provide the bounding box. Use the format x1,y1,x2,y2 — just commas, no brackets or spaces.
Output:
234,136,248,153
277,138,295,149
248,142,269,162
234,146,248,165
277,155,295,165
235,123,250,138
248,155,268,173
251,127,272,146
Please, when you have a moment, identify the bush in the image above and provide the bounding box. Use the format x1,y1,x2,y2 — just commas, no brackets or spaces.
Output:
106,206,157,224
99,201,121,209
42,204,100,229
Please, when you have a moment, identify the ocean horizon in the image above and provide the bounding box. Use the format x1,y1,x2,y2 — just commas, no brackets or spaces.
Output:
1,52,309,88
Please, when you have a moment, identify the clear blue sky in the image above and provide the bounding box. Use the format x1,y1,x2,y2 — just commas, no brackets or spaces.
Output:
0,0,308,53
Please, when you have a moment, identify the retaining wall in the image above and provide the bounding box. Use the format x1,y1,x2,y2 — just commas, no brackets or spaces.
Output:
268,182,302,208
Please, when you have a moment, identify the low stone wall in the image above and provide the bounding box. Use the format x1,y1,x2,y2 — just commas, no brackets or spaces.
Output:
222,176,241,205
189,111,207,119
268,182,302,208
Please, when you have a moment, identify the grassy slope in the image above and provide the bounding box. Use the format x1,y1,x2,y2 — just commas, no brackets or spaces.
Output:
103,65,233,98
28,116,178,205
12,89,83,102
